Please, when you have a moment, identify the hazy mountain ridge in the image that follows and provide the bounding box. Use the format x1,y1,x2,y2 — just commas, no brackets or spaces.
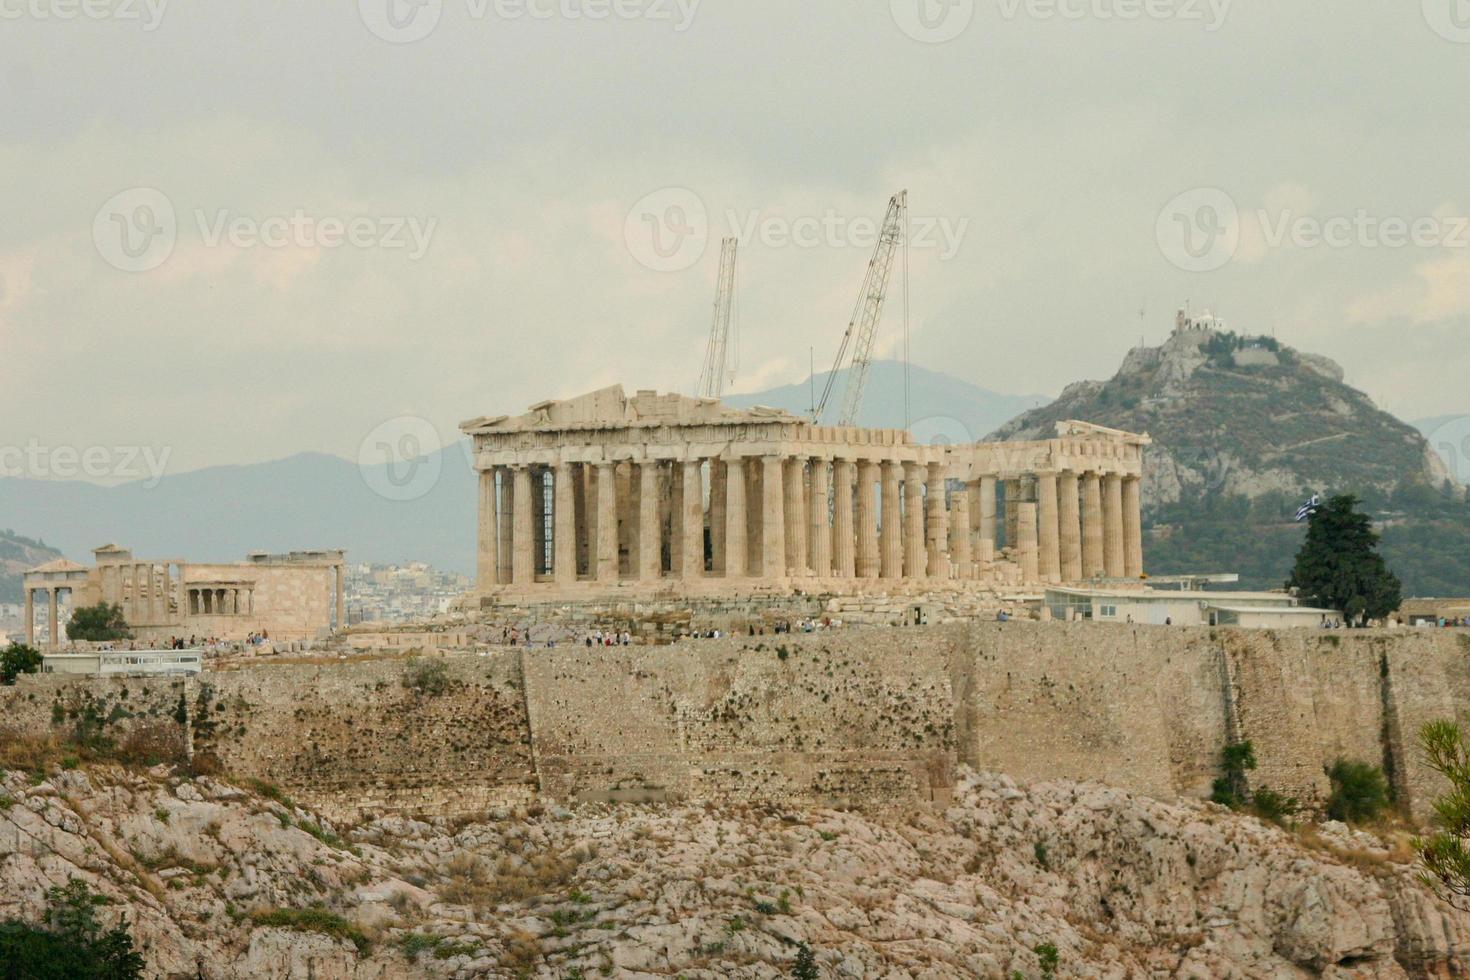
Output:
0,531,64,604
990,326,1470,593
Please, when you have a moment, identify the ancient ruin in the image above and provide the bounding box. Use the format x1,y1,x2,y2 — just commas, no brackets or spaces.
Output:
461,386,1149,598
21,544,346,646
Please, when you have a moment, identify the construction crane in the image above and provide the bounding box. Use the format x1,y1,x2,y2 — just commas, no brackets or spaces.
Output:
695,237,740,399
813,190,908,427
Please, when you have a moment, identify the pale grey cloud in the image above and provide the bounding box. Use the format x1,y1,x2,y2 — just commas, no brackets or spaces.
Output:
2,0,1468,477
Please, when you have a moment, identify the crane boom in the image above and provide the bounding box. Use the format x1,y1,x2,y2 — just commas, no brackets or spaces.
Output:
814,190,907,426
696,237,739,399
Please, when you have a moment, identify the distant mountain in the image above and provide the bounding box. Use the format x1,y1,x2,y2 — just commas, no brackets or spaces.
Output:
0,531,64,604
0,449,477,576
1415,416,1470,482
725,360,1049,443
991,322,1470,595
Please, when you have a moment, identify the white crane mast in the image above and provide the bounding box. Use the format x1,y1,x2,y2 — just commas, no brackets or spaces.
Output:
696,237,739,399
814,190,907,426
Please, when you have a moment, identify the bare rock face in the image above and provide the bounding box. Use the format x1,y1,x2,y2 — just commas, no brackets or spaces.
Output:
1,765,1466,978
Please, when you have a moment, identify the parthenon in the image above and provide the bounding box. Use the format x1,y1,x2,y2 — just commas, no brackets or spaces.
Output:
461,386,1149,597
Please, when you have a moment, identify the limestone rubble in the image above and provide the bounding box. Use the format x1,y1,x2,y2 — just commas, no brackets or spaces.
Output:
2,764,1467,978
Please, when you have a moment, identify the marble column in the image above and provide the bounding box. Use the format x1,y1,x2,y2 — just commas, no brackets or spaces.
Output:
761,456,786,578
335,565,345,629
856,460,880,579
784,457,807,576
879,461,902,579
498,469,515,585
832,459,856,578
24,588,34,646
949,490,972,578
1123,475,1144,578
902,462,925,578
669,464,683,577
1081,471,1104,579
978,476,998,553
532,469,548,576
638,462,660,580
477,470,497,589
572,464,589,577
512,466,535,585
710,460,726,574
554,462,577,584
681,458,704,579
1058,470,1083,583
1037,473,1061,584
596,461,619,583
746,460,762,577
926,462,949,579
1103,473,1125,578
809,458,832,577
1004,479,1023,549
47,588,59,648
724,458,747,578
1016,502,1039,583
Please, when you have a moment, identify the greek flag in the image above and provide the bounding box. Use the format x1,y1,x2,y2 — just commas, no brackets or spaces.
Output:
1295,494,1321,522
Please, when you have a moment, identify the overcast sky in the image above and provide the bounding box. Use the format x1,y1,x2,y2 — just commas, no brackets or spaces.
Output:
4,0,1469,480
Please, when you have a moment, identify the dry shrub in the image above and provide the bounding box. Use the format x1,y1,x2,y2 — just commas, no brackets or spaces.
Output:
436,846,584,909
0,729,61,773
502,928,542,972
113,721,188,768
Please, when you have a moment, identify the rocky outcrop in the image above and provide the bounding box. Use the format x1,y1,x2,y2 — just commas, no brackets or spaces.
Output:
2,764,1466,978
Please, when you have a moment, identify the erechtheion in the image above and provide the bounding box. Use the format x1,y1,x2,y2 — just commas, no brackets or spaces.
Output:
461,386,1149,597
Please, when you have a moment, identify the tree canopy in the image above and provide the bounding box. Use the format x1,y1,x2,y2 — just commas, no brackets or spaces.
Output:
1,644,42,685
1286,494,1402,624
0,878,144,979
65,603,133,643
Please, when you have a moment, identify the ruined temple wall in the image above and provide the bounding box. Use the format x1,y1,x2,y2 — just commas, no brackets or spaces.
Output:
190,655,536,821
521,631,956,807
180,563,336,640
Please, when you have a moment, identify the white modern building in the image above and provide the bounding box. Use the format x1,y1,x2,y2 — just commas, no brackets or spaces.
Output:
1044,586,1334,628
41,650,204,678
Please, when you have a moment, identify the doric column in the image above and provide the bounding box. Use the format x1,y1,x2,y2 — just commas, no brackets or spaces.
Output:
879,460,902,579
572,464,589,576
1016,502,1039,583
1004,479,1023,549
616,463,634,578
1037,473,1061,584
710,460,726,574
949,490,972,578
724,458,747,577
638,462,661,580
761,455,786,578
1081,471,1104,579
47,588,59,648
926,461,949,579
893,464,917,578
24,587,34,646
1058,471,1083,583
478,469,498,589
856,460,880,578
784,457,807,575
745,460,762,575
531,469,548,576
335,564,345,628
1103,473,1125,578
669,464,683,577
596,462,619,583
498,468,515,585
512,465,535,585
554,462,577,584
681,458,704,579
832,459,856,578
1123,475,1144,578
808,459,832,577
978,476,998,552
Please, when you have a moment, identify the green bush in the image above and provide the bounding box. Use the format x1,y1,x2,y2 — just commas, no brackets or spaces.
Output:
0,878,143,979
401,658,451,696
1250,788,1302,826
251,906,370,955
1210,741,1256,808
1326,759,1391,823
65,603,133,642
1,644,41,685
791,942,819,980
